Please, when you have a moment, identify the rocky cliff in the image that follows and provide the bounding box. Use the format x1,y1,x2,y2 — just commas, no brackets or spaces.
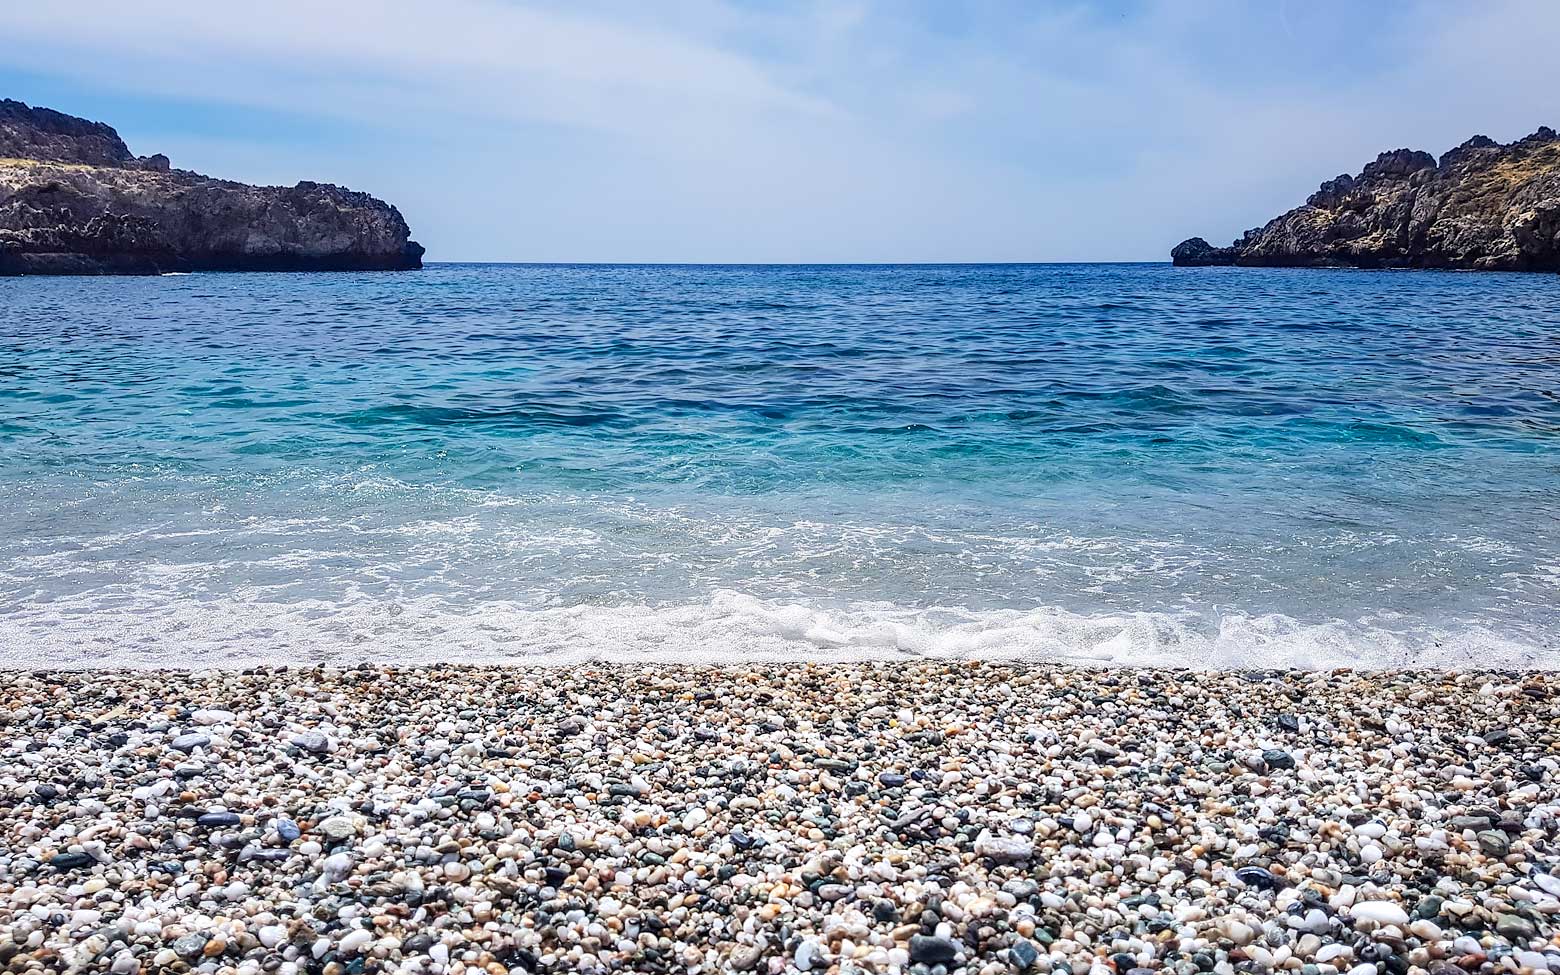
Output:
0,99,423,274
1172,127,1560,272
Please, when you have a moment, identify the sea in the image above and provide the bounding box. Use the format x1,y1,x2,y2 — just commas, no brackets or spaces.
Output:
3,263,1557,668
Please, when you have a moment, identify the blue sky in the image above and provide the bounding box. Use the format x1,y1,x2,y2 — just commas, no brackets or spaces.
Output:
2,1,1555,262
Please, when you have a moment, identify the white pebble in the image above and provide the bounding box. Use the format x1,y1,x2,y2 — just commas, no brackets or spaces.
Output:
1351,902,1409,926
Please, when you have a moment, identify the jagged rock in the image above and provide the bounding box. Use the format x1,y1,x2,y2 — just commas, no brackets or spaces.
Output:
0,99,133,166
0,98,422,275
1169,237,1237,267
1173,127,1560,272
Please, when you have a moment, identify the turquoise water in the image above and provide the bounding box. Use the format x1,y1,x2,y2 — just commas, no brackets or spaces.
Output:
2,263,1557,667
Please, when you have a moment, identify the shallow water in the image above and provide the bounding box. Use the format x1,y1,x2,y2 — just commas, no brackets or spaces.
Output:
3,263,1558,667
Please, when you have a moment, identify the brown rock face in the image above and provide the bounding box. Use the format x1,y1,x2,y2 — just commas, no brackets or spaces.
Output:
1172,128,1560,272
0,99,423,275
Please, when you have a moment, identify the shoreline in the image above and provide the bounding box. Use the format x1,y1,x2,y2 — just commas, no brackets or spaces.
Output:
4,663,1557,974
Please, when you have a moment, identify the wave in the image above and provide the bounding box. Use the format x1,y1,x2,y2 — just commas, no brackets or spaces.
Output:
334,404,626,429
0,589,1547,671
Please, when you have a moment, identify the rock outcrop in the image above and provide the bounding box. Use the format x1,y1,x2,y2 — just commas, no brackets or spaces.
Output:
1172,128,1560,272
0,99,423,274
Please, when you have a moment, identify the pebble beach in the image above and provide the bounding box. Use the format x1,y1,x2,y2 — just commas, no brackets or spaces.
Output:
2,664,1557,975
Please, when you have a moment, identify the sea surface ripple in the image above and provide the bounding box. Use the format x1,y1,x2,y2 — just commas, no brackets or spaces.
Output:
2,263,1557,667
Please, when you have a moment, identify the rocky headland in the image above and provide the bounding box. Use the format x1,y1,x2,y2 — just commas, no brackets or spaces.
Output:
1173,128,1560,271
0,99,423,275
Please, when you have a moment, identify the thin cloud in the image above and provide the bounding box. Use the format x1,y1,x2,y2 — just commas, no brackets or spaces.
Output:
0,0,1555,261
0,0,839,139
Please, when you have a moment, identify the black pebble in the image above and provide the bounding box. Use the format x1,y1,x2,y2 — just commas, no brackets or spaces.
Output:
1262,749,1297,770
49,852,93,871
1235,865,1283,890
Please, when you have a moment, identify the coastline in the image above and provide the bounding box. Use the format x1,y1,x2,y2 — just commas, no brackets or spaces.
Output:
5,663,1556,974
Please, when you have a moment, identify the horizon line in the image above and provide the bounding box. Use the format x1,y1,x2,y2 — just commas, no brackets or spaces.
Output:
419,259,1174,267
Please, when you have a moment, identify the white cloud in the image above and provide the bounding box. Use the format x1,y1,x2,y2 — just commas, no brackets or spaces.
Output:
0,0,837,140
1,0,1556,261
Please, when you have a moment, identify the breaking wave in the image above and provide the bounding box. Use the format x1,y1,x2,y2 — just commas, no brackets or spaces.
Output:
0,590,1545,671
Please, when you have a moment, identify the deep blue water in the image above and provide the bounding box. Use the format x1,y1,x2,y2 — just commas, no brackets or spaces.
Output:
3,263,1558,667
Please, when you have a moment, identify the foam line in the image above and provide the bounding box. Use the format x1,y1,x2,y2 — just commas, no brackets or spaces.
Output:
0,589,1546,670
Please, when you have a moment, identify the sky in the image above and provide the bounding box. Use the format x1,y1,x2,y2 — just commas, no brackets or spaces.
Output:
2,0,1557,263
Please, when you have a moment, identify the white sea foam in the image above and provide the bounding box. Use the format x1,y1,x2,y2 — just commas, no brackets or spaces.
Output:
0,589,1547,671
2,476,1554,671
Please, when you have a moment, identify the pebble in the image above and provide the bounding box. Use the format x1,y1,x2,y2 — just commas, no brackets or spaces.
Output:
1496,913,1538,942
1236,865,1282,889
1352,902,1410,926
730,943,763,970
291,730,331,753
322,851,352,880
1263,748,1297,769
317,815,357,840
170,933,207,959
795,937,826,970
973,830,1034,862
910,934,961,964
168,732,209,753
47,851,93,872
0,665,1555,975
1410,919,1443,940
